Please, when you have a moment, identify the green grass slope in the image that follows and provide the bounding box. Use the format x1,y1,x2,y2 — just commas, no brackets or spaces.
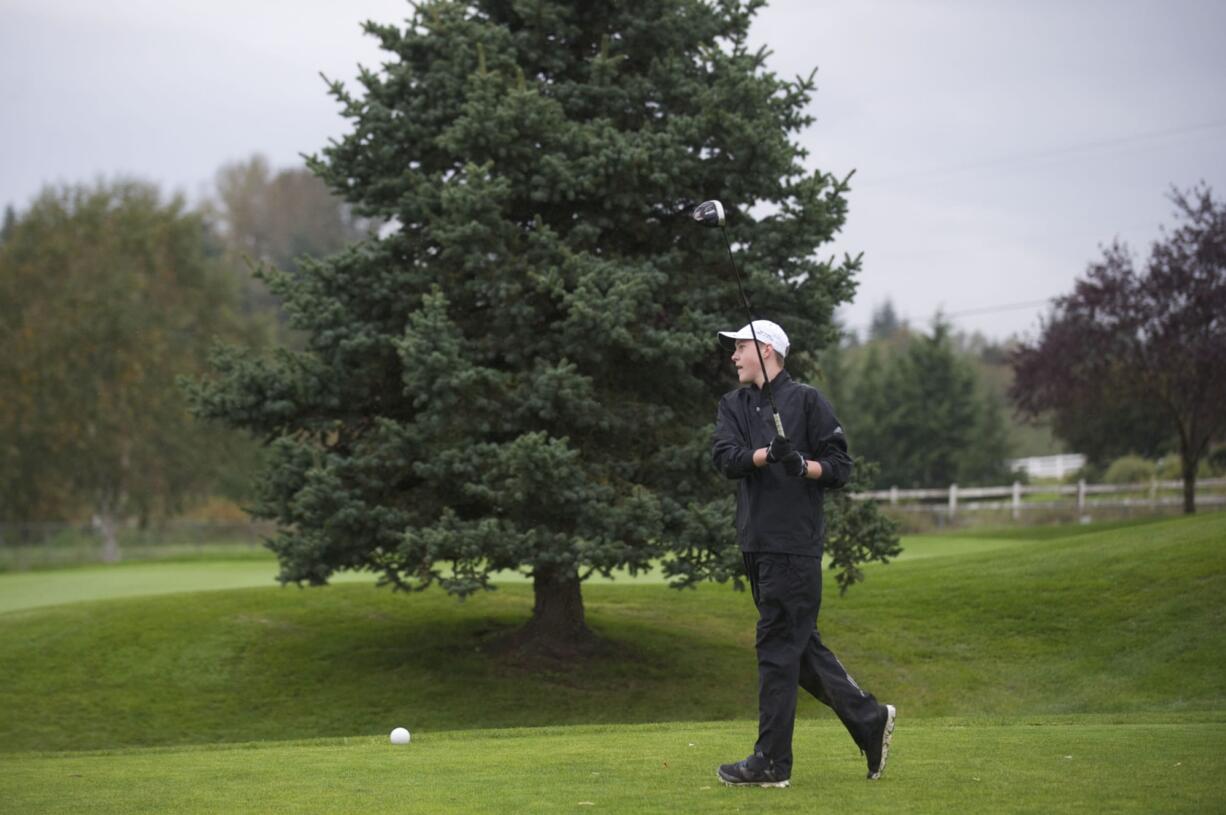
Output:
817,512,1226,718
1,514,1222,754
5,719,1224,815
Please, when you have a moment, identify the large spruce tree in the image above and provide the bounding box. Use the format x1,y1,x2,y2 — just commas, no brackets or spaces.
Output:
189,0,876,653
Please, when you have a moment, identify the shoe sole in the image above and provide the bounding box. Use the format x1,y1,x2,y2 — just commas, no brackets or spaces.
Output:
717,769,790,789
868,704,896,780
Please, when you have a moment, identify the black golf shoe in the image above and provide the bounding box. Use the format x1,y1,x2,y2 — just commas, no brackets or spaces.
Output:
716,753,790,788
865,703,896,780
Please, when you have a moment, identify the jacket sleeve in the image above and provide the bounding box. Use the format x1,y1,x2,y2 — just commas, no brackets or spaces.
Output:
712,395,757,479
809,393,853,489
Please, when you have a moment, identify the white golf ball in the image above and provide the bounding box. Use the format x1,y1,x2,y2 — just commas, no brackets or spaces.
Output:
390,727,411,745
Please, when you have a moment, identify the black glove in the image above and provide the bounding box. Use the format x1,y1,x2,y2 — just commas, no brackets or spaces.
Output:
782,450,808,478
766,434,793,463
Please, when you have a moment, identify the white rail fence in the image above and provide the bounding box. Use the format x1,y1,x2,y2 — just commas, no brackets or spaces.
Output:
854,478,1226,519
1008,453,1087,480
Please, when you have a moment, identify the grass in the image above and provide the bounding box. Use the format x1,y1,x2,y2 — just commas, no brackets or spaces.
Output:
4,718,1224,814
935,514,1181,541
1,514,1223,754
0,530,1036,615
2,513,1223,813
0,524,272,572
0,559,368,614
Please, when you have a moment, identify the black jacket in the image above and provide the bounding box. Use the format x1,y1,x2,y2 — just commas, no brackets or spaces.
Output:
711,370,853,555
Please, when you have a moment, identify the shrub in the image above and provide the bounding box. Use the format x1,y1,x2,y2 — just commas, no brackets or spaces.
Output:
1206,445,1226,477
1157,455,1213,480
1104,455,1156,484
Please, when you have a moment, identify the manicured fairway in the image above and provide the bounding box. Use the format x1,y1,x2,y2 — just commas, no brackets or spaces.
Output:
0,530,1038,614
0,561,365,614
4,717,1222,814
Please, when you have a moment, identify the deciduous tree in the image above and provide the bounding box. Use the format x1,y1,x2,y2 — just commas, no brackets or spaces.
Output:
0,181,261,556
1011,184,1226,512
207,155,372,338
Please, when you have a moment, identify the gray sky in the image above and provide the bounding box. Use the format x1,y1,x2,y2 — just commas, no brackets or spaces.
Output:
3,0,1224,340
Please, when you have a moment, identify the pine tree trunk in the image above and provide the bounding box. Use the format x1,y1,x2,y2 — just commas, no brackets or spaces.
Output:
506,567,596,659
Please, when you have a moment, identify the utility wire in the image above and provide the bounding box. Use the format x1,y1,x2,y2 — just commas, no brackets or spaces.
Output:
848,297,1057,339
862,118,1226,184
943,298,1054,318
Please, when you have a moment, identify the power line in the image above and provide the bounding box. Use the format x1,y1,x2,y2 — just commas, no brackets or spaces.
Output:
943,298,1054,318
847,297,1057,339
863,118,1226,184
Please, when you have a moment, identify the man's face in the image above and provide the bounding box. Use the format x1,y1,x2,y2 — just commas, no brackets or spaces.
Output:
731,338,765,385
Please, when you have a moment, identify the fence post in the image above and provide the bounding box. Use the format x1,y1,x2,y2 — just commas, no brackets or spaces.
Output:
1150,475,1158,509
949,483,958,519
1012,481,1021,520
889,486,898,506
1077,479,1086,513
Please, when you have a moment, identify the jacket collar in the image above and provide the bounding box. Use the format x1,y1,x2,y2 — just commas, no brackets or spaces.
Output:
750,368,791,393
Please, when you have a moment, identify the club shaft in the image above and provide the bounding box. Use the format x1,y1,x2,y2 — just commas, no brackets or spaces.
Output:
721,229,785,437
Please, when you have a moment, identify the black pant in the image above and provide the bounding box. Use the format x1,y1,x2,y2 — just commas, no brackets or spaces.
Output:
744,551,881,777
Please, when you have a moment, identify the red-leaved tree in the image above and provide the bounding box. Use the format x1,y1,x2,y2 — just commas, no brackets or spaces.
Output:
1011,184,1226,513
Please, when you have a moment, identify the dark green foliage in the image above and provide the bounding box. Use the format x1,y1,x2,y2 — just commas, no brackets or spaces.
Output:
958,386,1014,485
188,0,885,641
823,457,901,593
880,322,978,487
0,205,15,244
832,315,1062,471
848,344,889,471
1209,444,1226,476
849,321,1013,488
807,325,852,413
1049,398,1174,469
1102,454,1156,485
867,299,904,341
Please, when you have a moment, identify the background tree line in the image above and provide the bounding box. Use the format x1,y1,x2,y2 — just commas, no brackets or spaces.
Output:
1011,184,1226,513
827,182,1226,506
0,155,367,556
815,304,1039,491
5,164,1220,554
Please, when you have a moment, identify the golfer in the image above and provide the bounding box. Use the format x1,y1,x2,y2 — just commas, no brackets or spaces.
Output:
711,319,895,788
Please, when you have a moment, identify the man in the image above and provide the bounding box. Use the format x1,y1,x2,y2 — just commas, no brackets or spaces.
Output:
711,319,895,789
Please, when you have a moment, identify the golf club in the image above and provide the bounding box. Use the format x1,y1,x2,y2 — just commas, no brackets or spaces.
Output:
692,199,786,438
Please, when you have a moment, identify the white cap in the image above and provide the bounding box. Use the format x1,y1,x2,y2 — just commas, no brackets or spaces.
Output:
717,320,790,358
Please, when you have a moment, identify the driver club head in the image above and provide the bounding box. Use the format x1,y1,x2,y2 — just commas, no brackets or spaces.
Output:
692,200,725,228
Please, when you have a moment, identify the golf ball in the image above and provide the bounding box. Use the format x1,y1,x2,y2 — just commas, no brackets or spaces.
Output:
390,727,411,745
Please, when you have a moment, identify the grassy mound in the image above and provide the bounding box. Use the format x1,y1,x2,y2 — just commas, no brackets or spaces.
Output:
1,514,1222,753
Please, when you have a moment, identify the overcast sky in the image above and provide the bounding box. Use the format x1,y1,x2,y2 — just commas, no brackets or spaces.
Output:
3,0,1224,340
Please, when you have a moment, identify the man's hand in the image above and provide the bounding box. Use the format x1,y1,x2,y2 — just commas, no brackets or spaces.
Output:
782,450,808,478
766,434,793,463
